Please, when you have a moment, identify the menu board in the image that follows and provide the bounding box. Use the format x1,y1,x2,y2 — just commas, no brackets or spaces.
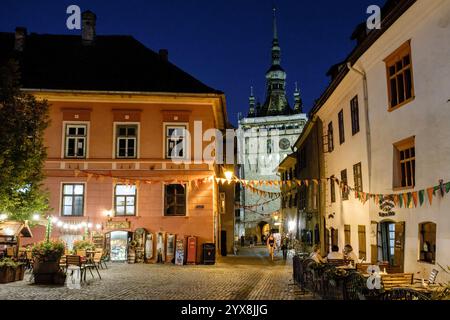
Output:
175,239,184,266
92,233,104,249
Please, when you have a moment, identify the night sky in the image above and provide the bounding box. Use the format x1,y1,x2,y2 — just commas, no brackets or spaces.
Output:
1,0,386,125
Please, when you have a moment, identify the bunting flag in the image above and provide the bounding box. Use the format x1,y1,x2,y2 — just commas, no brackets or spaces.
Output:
427,187,434,205
418,190,425,206
412,191,418,208
74,169,448,210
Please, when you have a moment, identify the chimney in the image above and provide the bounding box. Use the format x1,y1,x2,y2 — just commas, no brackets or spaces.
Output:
14,27,27,52
81,11,96,45
159,49,169,62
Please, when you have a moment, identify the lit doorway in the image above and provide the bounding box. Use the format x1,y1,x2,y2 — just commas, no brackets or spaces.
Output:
378,221,405,272
110,231,129,262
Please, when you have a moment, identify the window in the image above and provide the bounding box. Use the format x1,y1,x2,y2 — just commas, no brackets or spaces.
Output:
418,222,436,264
338,110,345,144
298,147,307,170
299,187,307,210
394,137,415,188
341,169,349,200
164,184,186,216
330,176,336,203
165,125,187,159
114,185,136,216
65,124,86,158
344,225,351,246
353,162,363,192
358,225,367,260
384,40,414,110
331,228,338,248
116,125,137,158
245,137,249,154
62,184,84,216
327,122,334,152
350,96,360,135
267,138,272,154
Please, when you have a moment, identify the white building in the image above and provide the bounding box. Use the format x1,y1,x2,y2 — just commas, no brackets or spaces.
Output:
237,9,307,242
313,0,450,280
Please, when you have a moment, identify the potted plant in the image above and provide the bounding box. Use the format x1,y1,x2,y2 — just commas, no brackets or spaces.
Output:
0,258,18,283
72,239,95,253
31,239,65,284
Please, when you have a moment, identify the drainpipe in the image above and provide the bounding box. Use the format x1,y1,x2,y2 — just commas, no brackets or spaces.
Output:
347,62,371,190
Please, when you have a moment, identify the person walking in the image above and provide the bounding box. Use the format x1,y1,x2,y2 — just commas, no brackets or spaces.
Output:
240,235,245,247
266,233,276,261
281,235,289,260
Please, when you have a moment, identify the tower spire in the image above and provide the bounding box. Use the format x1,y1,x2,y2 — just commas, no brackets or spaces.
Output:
271,6,281,66
273,6,278,41
248,86,256,117
293,81,303,114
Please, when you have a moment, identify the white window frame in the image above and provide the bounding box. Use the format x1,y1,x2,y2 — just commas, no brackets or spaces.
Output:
163,123,189,160
60,182,86,217
63,123,89,159
113,184,137,216
113,122,140,159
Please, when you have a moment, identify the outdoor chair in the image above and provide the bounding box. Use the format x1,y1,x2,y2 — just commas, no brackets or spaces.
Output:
66,255,86,282
343,271,366,300
83,253,101,280
428,269,439,284
381,273,414,291
378,287,430,300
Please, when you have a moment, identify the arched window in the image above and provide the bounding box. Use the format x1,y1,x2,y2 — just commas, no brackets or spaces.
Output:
418,222,436,263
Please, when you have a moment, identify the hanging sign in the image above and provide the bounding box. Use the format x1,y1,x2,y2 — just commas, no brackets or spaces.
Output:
378,196,395,217
106,221,131,230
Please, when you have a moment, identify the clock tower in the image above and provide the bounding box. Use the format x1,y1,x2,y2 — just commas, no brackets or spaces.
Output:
236,7,308,240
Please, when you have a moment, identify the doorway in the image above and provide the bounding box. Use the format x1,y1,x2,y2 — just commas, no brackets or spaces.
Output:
378,221,405,272
110,231,129,262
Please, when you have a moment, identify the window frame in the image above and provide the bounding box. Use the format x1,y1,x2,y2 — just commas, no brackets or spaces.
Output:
163,123,189,160
115,124,139,159
418,221,436,264
61,183,85,216
338,110,345,145
328,121,334,152
341,169,349,200
384,40,415,111
350,95,360,135
64,123,88,159
114,184,137,216
353,162,363,192
393,136,415,190
163,183,187,217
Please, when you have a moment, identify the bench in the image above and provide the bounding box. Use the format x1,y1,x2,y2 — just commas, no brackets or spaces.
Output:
327,259,350,267
356,262,390,274
381,273,414,291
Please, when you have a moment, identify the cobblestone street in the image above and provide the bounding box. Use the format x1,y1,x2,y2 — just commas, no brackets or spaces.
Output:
0,247,314,300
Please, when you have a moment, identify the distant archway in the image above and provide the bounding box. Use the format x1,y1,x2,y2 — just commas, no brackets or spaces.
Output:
257,221,270,245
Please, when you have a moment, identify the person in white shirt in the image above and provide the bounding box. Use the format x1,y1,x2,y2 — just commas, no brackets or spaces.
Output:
327,245,344,260
344,244,359,262
309,245,326,264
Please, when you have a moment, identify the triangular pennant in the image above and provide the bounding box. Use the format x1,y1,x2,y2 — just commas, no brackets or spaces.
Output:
427,188,434,205
74,169,81,177
399,194,403,208
446,182,450,193
304,180,309,187
418,190,425,206
407,193,413,208
412,192,418,208
393,194,399,207
402,193,408,207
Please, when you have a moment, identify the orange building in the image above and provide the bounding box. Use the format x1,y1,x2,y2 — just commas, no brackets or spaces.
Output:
1,12,230,263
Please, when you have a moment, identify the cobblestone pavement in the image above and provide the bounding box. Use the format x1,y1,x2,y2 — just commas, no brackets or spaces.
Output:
0,247,315,300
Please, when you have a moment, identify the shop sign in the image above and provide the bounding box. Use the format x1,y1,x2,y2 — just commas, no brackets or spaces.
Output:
105,220,131,230
379,196,395,217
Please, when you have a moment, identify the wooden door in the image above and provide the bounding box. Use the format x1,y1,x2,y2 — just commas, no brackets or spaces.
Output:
394,222,405,272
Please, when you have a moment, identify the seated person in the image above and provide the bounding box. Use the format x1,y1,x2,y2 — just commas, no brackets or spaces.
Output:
343,244,359,262
327,245,344,260
309,244,327,264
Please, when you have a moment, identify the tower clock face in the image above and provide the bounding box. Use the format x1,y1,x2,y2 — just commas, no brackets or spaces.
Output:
279,138,290,150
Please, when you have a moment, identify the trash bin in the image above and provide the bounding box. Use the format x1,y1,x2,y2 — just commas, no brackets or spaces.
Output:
202,243,215,265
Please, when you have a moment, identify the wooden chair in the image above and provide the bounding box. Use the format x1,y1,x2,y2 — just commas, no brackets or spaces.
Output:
428,269,439,284
66,255,86,282
84,253,101,280
327,259,348,267
381,273,414,291
378,287,430,300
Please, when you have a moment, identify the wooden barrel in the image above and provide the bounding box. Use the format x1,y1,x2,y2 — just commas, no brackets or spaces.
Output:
128,251,136,264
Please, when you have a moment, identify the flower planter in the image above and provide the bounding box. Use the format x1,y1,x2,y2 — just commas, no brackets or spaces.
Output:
15,265,25,281
33,260,61,284
0,267,16,284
